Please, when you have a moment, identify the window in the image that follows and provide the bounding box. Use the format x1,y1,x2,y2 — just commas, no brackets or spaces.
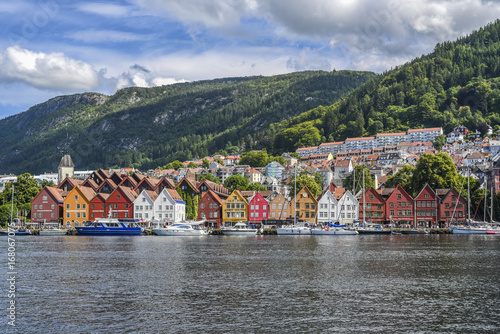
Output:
39,204,43,209
114,204,118,209
296,202,300,209
305,203,310,209
33,212,37,218
201,203,205,209
66,212,70,218
255,205,259,210
369,194,374,200
117,195,121,200
42,195,48,201
397,193,401,199
251,205,254,210
311,203,315,209
76,204,80,209
51,204,55,209
390,210,394,216
425,194,429,199
272,204,276,210
35,204,38,210
226,204,230,209
82,212,86,218
398,202,401,207
75,195,79,201
263,205,267,210
82,204,86,209
91,204,95,210
390,202,394,208
51,212,55,218
77,212,81,218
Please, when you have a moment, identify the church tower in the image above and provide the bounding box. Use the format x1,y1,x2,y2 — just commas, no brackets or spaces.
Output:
58,154,75,185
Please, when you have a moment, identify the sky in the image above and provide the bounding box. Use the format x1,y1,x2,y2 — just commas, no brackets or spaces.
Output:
0,0,499,119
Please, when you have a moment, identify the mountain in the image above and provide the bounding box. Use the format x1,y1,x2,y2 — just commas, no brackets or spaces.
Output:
270,20,500,152
0,70,376,174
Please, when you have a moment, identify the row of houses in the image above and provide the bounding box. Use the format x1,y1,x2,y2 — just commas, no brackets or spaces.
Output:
30,165,468,228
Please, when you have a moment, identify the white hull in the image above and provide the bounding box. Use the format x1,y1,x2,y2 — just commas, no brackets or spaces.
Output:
222,229,257,235
153,228,207,236
39,229,68,236
450,228,490,234
276,227,311,235
311,229,358,235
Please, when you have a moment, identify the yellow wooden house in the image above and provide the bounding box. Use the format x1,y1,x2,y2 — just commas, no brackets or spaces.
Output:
268,192,290,220
63,185,96,228
222,190,248,225
291,186,318,223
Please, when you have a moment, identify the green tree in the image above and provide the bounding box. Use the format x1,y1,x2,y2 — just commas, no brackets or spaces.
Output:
197,173,221,184
246,183,267,191
239,150,269,167
433,134,447,150
165,160,184,170
385,165,415,193
411,153,461,196
2,173,41,208
202,159,210,168
224,175,249,192
187,162,198,168
0,204,18,225
343,165,374,194
289,174,322,197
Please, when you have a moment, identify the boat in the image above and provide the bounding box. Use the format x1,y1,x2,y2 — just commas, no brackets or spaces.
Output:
401,228,429,235
357,222,391,235
221,222,258,235
39,222,68,236
153,222,208,236
0,228,31,236
276,224,311,235
310,224,358,235
75,218,144,236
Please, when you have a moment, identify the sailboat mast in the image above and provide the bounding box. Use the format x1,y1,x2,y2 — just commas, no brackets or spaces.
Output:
491,183,494,223
10,184,14,225
362,167,365,223
294,164,297,225
468,167,470,223
484,176,487,222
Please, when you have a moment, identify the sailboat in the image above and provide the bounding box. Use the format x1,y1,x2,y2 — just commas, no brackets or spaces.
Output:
276,164,311,235
0,185,31,236
450,172,499,234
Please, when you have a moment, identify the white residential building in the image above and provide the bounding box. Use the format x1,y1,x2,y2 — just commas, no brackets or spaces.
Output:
134,189,186,223
344,137,376,151
376,133,407,147
317,190,339,224
337,191,359,223
134,190,157,222
318,142,345,155
406,127,443,142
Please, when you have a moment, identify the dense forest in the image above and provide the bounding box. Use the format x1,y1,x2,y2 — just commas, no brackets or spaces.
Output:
0,71,375,174
268,20,500,153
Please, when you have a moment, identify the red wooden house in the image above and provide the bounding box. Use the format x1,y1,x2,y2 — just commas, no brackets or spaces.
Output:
31,186,65,225
57,177,84,192
198,190,223,228
155,178,175,193
436,188,466,227
383,185,414,225
414,184,438,227
248,192,269,223
359,187,386,223
106,186,138,219
97,179,118,194
89,193,110,220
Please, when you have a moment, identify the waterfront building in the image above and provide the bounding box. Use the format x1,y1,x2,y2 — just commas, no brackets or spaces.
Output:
222,190,248,224
134,190,158,222
89,193,109,220
316,190,338,224
291,186,317,223
57,177,84,192
63,185,96,228
414,185,438,227
175,177,200,220
436,188,467,227
358,187,385,224
267,192,290,220
247,192,269,223
31,186,64,225
383,185,414,225
337,190,359,223
198,190,223,228
106,186,138,219
154,188,186,223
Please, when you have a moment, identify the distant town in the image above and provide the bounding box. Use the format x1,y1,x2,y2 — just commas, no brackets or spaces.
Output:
2,125,500,229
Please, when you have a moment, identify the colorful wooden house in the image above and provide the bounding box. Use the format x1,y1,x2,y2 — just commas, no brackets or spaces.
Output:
437,188,466,227
57,177,85,192
316,189,338,224
337,190,359,223
31,186,65,225
106,186,138,219
414,184,438,227
359,187,385,223
267,192,290,220
384,185,414,225
222,190,248,224
63,185,96,228
175,177,200,219
198,190,223,228
247,192,269,223
134,190,158,222
155,188,186,223
291,186,317,223
89,193,109,220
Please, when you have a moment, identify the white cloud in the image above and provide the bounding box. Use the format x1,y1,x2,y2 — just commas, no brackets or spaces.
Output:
0,46,99,90
66,30,154,43
75,3,133,18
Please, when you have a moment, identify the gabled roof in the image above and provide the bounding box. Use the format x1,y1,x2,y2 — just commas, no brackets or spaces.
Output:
175,177,200,193
78,185,97,202
57,177,85,190
81,179,99,190
201,190,223,206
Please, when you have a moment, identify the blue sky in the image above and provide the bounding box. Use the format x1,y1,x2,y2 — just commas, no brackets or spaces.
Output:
0,0,499,119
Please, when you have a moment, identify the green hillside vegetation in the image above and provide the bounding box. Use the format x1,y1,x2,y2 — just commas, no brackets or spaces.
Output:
270,20,500,153
0,71,376,174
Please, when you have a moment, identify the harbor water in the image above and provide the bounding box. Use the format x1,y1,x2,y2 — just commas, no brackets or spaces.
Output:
1,234,499,333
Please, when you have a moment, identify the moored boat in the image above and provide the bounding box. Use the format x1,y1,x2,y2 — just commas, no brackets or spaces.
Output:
75,218,144,236
221,222,258,235
153,222,207,236
39,222,68,236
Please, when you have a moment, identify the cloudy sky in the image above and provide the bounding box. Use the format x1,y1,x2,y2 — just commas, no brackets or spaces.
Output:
0,0,499,119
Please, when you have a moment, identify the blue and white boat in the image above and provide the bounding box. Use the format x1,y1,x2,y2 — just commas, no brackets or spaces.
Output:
76,218,144,236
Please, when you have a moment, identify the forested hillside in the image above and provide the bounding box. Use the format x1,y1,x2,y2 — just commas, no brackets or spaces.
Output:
269,20,500,153
0,70,375,174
